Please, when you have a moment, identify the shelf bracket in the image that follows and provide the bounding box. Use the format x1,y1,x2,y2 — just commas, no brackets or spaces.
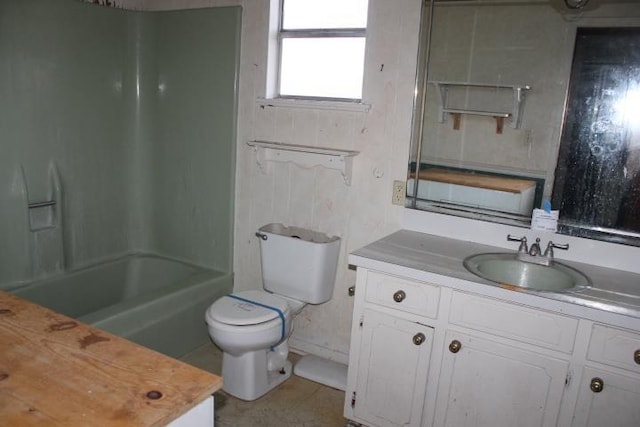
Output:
247,141,359,186
495,116,505,134
451,112,461,130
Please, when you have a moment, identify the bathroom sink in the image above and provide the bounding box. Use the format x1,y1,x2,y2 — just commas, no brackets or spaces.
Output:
463,253,591,292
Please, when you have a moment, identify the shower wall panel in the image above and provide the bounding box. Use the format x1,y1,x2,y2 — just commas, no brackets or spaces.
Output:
0,0,129,284
123,12,158,254
151,7,240,272
0,0,239,286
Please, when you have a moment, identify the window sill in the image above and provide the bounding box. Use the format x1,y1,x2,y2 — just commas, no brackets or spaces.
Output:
256,97,371,113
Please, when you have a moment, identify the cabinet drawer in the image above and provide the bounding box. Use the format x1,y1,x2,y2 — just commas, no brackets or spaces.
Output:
587,325,640,374
449,291,579,353
365,271,440,318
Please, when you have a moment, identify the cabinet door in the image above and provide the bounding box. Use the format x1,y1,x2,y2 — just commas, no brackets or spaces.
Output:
352,309,434,427
433,330,569,427
572,367,640,427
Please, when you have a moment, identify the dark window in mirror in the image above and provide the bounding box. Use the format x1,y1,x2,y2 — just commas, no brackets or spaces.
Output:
553,28,640,242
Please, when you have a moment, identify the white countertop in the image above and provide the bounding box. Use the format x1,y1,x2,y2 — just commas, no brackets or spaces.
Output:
349,230,640,330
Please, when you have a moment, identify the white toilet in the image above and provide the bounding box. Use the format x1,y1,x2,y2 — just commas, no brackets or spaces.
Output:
205,223,340,401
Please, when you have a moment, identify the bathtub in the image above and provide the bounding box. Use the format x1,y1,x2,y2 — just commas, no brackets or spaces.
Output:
9,254,232,358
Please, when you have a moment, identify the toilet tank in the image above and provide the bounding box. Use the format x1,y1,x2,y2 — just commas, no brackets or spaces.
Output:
258,223,340,304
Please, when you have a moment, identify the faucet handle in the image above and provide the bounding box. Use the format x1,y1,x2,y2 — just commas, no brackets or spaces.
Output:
543,241,569,258
507,235,528,253
549,241,569,250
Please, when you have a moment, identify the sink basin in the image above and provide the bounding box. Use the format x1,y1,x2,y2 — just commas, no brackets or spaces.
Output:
463,253,591,292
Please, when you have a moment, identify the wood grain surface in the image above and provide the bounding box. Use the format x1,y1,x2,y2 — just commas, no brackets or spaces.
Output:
0,291,222,426
414,168,536,194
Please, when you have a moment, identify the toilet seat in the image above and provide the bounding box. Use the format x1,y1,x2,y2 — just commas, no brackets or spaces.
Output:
207,290,289,326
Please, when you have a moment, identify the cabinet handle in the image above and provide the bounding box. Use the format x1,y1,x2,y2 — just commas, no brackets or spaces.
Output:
413,333,426,346
449,339,462,353
393,290,406,303
590,377,604,393
634,349,640,365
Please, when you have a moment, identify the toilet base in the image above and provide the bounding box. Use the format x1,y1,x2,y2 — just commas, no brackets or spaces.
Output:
221,342,292,401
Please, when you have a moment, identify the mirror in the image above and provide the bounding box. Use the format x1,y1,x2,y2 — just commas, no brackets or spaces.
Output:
408,0,640,246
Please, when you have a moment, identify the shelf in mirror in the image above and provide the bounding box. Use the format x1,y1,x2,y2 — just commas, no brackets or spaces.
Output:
429,81,531,132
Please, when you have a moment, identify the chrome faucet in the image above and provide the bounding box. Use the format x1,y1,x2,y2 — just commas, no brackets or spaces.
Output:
507,235,569,266
528,238,542,256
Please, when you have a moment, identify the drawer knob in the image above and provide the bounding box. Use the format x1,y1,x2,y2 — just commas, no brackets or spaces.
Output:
393,290,406,303
634,349,640,365
449,339,462,354
413,333,426,346
590,377,604,393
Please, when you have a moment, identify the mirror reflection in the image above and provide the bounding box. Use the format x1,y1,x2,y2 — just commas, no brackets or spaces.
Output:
553,27,640,240
408,0,640,245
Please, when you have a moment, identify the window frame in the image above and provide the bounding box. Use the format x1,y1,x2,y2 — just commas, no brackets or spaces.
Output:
275,0,367,102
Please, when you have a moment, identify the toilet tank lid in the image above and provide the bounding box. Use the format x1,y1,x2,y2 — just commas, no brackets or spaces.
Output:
260,223,339,244
207,290,289,326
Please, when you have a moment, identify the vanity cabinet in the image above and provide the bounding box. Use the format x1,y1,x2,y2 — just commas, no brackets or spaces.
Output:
352,309,434,427
346,270,439,427
571,325,640,427
434,291,576,426
345,267,640,427
572,366,640,426
434,330,568,427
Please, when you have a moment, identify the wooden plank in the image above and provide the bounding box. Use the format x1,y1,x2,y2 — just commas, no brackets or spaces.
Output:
0,291,222,426
414,168,536,194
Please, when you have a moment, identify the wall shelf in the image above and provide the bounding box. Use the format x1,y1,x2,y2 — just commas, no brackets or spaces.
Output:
430,81,531,132
247,141,359,185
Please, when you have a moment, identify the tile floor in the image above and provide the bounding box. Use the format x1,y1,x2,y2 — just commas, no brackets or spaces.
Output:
180,343,349,427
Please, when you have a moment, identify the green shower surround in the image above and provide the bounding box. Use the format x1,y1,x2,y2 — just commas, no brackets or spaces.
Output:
0,0,240,286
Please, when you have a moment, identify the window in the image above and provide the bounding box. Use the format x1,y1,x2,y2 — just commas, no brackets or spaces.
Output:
275,0,368,101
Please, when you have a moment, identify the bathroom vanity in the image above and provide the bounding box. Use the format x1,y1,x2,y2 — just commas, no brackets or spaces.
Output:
0,291,221,426
344,230,640,427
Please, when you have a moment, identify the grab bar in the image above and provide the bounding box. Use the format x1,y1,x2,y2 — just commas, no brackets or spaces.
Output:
28,200,56,209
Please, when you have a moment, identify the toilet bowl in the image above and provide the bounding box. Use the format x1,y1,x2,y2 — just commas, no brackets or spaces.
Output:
205,290,293,355
205,290,301,401
205,224,341,401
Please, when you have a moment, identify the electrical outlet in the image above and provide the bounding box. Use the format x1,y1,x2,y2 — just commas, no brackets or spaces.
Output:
392,180,406,206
